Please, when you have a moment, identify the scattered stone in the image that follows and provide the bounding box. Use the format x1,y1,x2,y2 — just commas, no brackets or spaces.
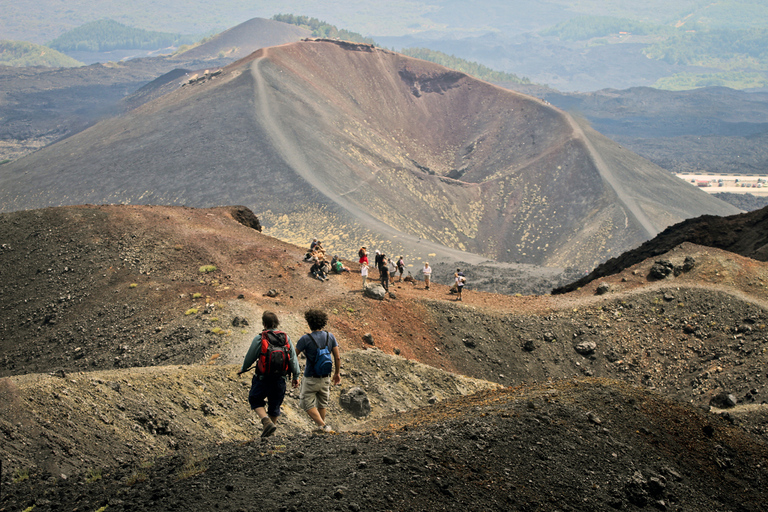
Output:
522,339,536,352
649,260,674,280
625,471,650,507
383,455,397,465
682,256,696,272
462,338,476,348
362,333,375,346
663,292,675,302
595,282,611,295
393,348,400,355
265,289,278,298
428,396,438,404
339,387,371,417
587,412,602,425
231,316,249,327
575,341,597,356
710,392,738,408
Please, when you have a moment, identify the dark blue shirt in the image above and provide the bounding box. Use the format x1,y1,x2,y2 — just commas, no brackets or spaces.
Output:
296,330,338,378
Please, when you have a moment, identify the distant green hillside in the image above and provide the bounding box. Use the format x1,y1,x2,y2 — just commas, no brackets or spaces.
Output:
644,28,768,67
653,71,768,91
47,19,199,52
541,15,668,41
673,0,768,30
0,40,83,67
271,14,376,45
400,48,530,84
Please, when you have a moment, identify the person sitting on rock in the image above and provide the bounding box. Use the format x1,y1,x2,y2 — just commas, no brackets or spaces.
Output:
331,255,349,274
310,259,327,281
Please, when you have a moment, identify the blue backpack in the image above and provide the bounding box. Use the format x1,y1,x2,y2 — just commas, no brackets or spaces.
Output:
308,332,333,376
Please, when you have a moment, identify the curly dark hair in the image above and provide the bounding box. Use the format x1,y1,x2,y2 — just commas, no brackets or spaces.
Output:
262,311,280,329
304,309,328,331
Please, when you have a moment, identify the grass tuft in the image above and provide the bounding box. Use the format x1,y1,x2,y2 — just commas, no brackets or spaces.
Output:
185,308,198,316
12,468,29,483
85,468,102,483
177,450,209,481
125,471,147,486
199,265,217,274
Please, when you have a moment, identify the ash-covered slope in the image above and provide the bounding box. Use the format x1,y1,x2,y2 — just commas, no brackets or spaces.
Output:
0,40,738,269
554,203,768,293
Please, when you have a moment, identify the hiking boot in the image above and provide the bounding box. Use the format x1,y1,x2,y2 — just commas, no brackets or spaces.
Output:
261,418,277,438
314,424,333,433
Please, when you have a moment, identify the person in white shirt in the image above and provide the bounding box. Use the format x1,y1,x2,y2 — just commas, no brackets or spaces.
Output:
421,262,431,290
361,262,369,289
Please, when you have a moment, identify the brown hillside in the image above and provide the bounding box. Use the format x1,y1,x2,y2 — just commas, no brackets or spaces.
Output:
0,40,738,271
554,203,768,294
1,205,767,511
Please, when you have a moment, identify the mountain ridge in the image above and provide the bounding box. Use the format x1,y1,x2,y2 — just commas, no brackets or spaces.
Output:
0,40,739,271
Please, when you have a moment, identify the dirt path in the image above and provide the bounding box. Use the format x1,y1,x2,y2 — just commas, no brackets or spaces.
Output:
566,114,657,238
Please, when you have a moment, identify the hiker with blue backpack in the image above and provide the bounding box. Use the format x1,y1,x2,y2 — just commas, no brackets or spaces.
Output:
238,311,300,438
295,309,342,433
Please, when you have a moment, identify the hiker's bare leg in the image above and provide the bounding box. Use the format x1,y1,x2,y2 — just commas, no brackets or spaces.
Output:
306,407,325,426
269,415,278,424
318,408,327,421
254,407,268,420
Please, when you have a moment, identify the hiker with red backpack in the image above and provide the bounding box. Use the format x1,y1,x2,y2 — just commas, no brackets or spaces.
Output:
238,311,300,438
295,309,341,433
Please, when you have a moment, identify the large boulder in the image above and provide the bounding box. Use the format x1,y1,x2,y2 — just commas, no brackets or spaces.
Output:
339,387,371,417
363,284,387,300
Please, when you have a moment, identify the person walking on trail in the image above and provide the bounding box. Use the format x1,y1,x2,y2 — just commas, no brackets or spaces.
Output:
455,269,466,301
396,256,405,282
361,261,369,289
387,258,397,284
295,309,341,433
358,246,368,265
421,261,432,290
379,255,389,292
238,311,300,438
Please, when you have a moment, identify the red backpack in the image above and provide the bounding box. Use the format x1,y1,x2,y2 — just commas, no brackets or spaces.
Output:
256,330,291,376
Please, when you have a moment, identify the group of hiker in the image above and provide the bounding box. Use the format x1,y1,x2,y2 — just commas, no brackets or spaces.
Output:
305,239,467,300
305,239,350,281
357,246,407,293
238,308,341,437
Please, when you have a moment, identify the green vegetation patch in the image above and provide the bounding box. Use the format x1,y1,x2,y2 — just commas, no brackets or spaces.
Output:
47,19,199,52
198,265,217,274
0,40,83,67
644,27,768,68
540,15,667,41
653,71,768,90
399,48,530,84
272,14,376,45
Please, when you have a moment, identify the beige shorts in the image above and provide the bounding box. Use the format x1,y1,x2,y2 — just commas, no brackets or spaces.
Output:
299,376,331,411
